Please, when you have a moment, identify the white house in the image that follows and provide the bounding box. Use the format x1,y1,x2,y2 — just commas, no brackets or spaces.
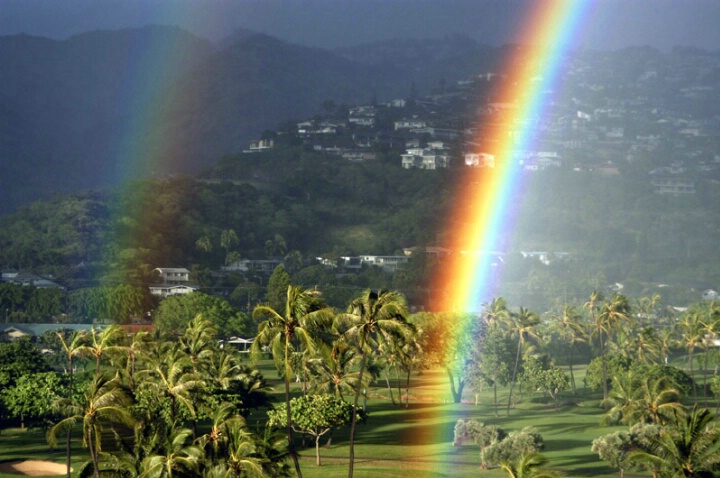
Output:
465,152,495,168
154,268,190,285
149,284,198,298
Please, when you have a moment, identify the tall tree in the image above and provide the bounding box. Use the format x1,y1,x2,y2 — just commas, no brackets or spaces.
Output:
251,285,332,478
48,376,135,478
336,289,410,478
195,235,213,261
80,325,127,378
589,293,632,401
549,305,586,394
677,312,704,397
220,229,239,267
55,329,88,478
506,307,541,416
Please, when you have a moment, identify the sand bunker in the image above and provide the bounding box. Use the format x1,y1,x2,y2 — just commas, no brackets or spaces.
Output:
0,460,70,476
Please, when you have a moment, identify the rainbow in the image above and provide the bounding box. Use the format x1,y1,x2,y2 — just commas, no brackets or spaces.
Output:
436,0,591,314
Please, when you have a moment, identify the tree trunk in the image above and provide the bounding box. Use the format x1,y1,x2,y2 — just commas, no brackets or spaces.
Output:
348,341,367,478
384,369,395,405
600,331,608,401
315,435,321,466
507,338,522,416
704,349,709,407
88,428,100,478
65,358,74,478
689,347,696,398
493,379,499,418
395,367,402,404
569,344,576,394
405,367,412,408
285,338,303,478
446,368,464,403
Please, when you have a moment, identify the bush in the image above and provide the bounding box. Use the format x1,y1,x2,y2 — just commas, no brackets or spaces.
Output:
630,363,693,395
584,354,633,391
485,427,544,468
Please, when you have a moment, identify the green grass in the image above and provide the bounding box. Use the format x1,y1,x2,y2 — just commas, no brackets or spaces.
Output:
0,362,628,478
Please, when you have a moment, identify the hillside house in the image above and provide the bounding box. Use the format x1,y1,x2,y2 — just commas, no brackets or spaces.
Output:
154,268,190,285
650,176,696,195
395,119,427,130
222,259,282,274
465,152,495,168
11,272,64,290
149,284,198,298
150,267,197,298
245,138,274,153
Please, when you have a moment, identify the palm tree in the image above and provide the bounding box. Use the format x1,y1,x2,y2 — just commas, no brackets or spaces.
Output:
549,305,586,393
195,401,264,477
80,324,128,378
137,346,204,425
139,428,203,478
627,405,720,478
308,340,366,400
251,285,333,478
506,307,541,416
195,236,213,260
121,329,151,391
593,294,632,401
398,333,422,408
180,314,218,372
699,315,720,405
220,229,239,267
223,420,266,478
500,452,559,478
659,327,677,366
55,329,88,478
336,289,410,478
633,376,685,426
629,326,662,364
204,349,272,415
605,371,683,426
584,291,604,392
48,376,135,478
677,312,704,397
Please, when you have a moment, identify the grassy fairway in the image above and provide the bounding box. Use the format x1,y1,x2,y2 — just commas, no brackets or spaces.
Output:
283,366,622,478
0,426,83,477
0,363,623,478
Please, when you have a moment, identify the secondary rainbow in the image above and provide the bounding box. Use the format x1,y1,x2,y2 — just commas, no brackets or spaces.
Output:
436,0,591,314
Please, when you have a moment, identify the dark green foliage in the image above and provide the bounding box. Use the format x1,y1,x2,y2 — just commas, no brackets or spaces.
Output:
153,292,252,339
584,353,633,392
0,371,64,428
630,362,694,396
266,266,293,313
0,336,51,385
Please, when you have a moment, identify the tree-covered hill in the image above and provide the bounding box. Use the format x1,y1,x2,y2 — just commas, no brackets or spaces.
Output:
2,143,720,311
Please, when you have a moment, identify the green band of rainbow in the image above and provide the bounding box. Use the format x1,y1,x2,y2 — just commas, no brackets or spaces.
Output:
437,0,591,314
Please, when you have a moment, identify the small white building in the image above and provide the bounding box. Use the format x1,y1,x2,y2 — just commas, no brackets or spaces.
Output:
154,268,190,285
149,284,198,298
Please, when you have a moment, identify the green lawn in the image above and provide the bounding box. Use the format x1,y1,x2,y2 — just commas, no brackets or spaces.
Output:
0,362,628,478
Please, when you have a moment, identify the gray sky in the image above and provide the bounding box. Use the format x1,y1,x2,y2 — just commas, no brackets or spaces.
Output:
1,0,719,51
